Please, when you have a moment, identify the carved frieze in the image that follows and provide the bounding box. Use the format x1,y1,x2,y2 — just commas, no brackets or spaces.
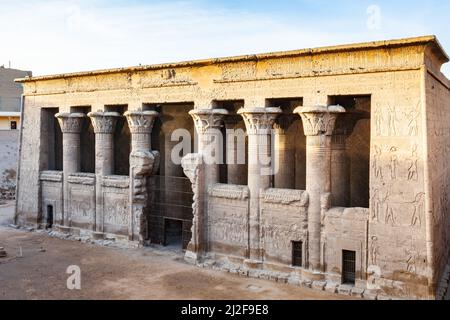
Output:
40,171,63,182
208,183,250,200
102,175,130,189
262,188,309,207
67,173,96,185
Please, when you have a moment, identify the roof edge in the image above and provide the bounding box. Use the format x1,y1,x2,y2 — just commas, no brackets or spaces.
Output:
15,35,447,83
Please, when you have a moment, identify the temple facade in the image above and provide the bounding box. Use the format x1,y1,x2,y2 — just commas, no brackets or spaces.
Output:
14,36,450,299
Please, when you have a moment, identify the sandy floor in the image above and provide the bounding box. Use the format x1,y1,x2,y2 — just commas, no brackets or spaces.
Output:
0,205,353,300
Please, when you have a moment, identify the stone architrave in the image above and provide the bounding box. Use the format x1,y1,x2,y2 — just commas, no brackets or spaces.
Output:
237,107,282,263
55,112,86,227
294,105,345,272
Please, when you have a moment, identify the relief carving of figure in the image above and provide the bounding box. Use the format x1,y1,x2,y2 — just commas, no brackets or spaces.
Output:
385,201,396,226
407,144,419,181
373,146,383,179
374,104,383,136
371,189,388,223
370,236,380,266
405,248,417,274
409,192,425,227
387,105,398,136
406,102,420,136
389,147,399,180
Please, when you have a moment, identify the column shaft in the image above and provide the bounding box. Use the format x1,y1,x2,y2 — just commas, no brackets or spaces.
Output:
238,108,281,262
56,113,85,227
88,111,121,232
294,105,345,272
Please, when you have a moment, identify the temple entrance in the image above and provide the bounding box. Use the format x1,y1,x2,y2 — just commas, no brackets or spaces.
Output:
145,103,195,250
164,218,183,249
46,205,53,229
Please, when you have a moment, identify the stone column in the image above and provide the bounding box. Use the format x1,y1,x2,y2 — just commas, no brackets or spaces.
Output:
224,115,247,185
237,107,282,263
88,111,121,233
331,110,369,207
273,115,296,189
55,113,86,228
294,105,345,272
125,111,160,242
189,109,229,186
189,109,228,254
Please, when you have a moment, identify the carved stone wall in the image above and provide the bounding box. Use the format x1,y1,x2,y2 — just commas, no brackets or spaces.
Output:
67,173,96,230
260,189,309,266
322,207,369,287
101,175,130,235
40,171,63,227
208,184,249,258
425,67,450,292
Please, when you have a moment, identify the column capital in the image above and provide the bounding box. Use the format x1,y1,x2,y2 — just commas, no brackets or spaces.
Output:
55,113,86,134
333,109,370,136
125,110,159,134
87,111,121,134
294,105,345,136
189,109,228,134
237,107,282,134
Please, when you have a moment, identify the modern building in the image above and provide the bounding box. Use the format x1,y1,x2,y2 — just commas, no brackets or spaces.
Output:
14,36,450,299
0,66,31,199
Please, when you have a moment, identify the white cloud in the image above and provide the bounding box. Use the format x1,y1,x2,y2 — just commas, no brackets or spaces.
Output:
0,0,448,77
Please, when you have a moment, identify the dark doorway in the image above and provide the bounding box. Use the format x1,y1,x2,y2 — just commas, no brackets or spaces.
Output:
292,241,303,267
164,219,183,249
46,205,54,229
10,121,17,130
342,250,356,285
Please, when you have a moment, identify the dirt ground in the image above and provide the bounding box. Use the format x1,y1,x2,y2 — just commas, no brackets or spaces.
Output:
0,203,353,300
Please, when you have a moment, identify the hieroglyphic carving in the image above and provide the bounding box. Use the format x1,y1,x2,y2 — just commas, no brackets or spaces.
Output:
407,144,419,181
405,247,418,274
373,145,383,180
262,188,309,207
405,102,421,136
409,193,425,227
387,105,399,136
370,236,380,266
209,184,249,200
389,147,399,180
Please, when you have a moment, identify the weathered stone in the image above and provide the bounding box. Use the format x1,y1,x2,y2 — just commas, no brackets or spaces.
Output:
12,36,450,300
351,287,365,298
338,284,353,296
312,281,327,291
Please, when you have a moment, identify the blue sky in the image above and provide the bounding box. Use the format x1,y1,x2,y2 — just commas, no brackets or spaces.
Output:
0,0,449,76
